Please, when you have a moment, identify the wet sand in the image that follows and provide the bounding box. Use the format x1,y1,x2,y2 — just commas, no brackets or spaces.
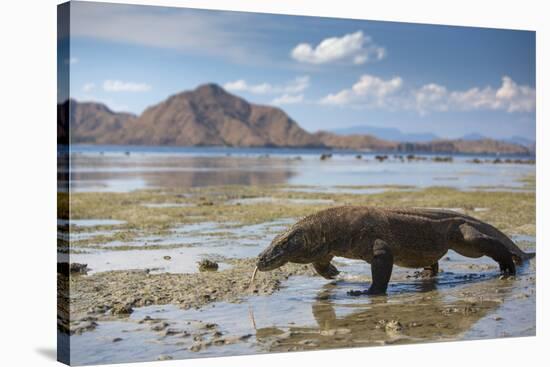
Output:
66,246,535,364
59,157,536,365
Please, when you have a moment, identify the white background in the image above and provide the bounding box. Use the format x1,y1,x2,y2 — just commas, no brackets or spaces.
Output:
0,0,546,366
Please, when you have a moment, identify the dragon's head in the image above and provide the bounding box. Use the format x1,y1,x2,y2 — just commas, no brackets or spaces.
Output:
256,226,307,271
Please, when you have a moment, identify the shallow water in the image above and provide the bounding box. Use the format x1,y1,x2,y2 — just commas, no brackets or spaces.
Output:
67,146,534,193
141,202,194,208
66,215,536,364
71,219,295,274
65,145,536,365
69,219,127,227
226,197,335,205
70,242,536,365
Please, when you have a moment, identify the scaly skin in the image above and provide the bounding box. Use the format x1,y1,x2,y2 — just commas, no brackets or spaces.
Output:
256,206,535,295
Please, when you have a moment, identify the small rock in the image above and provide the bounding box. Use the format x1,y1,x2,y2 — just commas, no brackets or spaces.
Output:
163,256,171,261
190,341,211,352
385,320,403,332
162,328,183,336
70,263,89,275
299,339,319,347
151,322,170,332
70,321,98,335
157,355,173,361
320,328,351,336
111,304,133,315
198,259,219,272
190,344,202,352
88,305,109,314
112,337,122,343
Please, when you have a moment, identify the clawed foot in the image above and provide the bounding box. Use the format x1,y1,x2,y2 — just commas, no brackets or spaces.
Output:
499,263,516,276
419,269,438,278
313,262,340,280
407,269,438,279
347,287,387,296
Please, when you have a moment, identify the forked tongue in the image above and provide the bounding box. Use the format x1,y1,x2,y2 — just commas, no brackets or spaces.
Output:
249,266,259,290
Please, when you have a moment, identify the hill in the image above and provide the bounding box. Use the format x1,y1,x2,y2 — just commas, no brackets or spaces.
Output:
61,83,532,155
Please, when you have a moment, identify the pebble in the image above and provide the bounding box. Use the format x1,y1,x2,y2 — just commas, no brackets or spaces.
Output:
162,328,184,336
320,328,351,336
198,259,219,272
110,304,134,315
151,322,170,332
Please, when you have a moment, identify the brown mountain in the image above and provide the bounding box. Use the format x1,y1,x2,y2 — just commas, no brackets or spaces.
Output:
118,84,322,148
63,83,532,155
69,99,136,144
314,131,397,151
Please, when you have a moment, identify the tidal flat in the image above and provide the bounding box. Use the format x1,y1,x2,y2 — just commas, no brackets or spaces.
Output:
62,177,536,365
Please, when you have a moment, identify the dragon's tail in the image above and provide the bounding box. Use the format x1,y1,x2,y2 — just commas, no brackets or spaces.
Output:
522,251,536,260
512,250,536,264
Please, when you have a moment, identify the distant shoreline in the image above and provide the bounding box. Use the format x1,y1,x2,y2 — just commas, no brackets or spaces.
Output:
64,144,536,158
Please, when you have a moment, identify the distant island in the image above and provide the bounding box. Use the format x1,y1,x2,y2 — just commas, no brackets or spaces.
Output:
58,83,533,155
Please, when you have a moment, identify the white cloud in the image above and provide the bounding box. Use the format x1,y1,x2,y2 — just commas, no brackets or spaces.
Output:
321,75,535,115
320,74,403,107
224,80,272,94
224,76,310,96
414,76,535,114
103,80,151,92
82,82,95,92
291,31,386,65
413,83,449,114
271,94,304,105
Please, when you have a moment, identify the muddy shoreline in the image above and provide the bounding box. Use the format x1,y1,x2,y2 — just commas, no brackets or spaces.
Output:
68,258,315,333
60,179,536,364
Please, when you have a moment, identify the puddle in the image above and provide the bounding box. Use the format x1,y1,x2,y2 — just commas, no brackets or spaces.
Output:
414,207,466,213
71,219,295,274
511,234,536,245
172,221,237,234
70,230,121,241
70,247,234,274
141,203,194,208
282,186,400,195
227,197,334,206
67,219,127,227
412,207,489,214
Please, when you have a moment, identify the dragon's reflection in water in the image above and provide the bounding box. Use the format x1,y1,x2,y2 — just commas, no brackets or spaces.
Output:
254,260,534,351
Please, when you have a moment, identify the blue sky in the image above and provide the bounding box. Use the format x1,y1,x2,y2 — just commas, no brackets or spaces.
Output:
67,1,536,140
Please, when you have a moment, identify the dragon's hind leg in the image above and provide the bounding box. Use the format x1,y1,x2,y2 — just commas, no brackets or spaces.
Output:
367,239,394,294
455,223,516,275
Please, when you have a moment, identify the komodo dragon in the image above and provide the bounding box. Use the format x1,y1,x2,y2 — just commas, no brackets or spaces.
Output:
252,207,535,295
